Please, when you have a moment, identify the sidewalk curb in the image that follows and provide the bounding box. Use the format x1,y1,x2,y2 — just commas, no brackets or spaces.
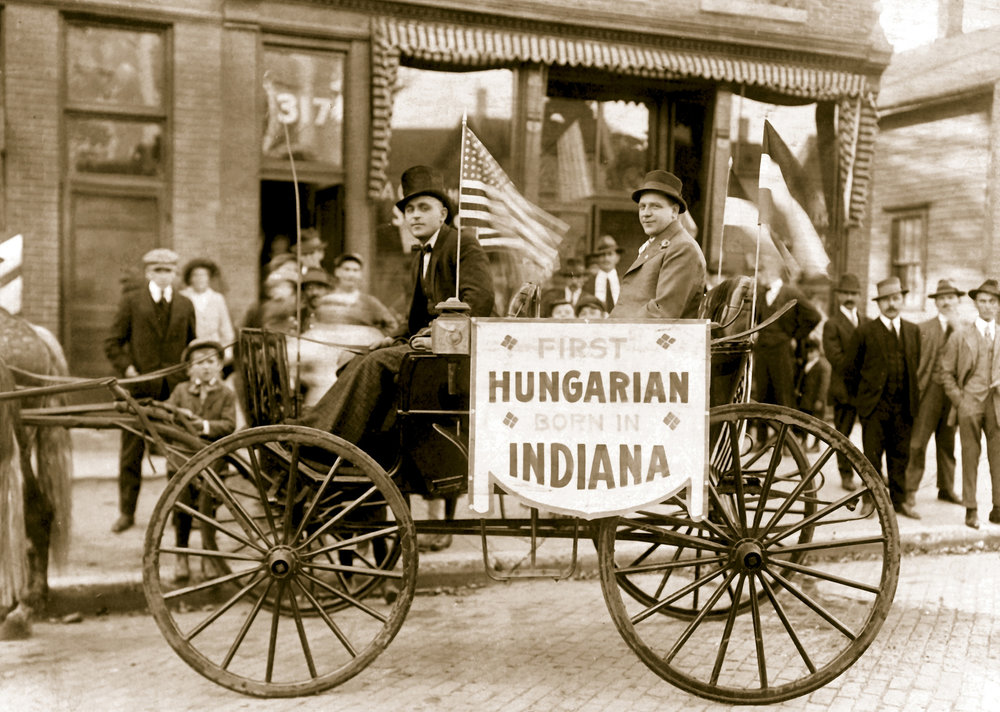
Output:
45,528,1000,618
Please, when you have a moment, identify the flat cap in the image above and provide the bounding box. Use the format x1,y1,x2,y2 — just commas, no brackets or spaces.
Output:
143,248,180,266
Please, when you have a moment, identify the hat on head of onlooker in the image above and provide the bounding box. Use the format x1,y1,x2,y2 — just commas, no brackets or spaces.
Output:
266,253,296,273
559,257,586,278
298,228,325,254
143,248,180,267
575,294,606,317
395,165,454,224
265,262,299,287
588,235,623,257
182,257,220,285
630,170,687,213
873,276,908,300
333,252,364,270
301,268,331,287
928,278,965,299
833,273,861,293
968,279,1000,301
181,338,225,364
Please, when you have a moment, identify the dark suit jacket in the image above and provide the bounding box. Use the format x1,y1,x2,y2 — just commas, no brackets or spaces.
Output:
611,220,706,319
397,225,494,339
823,309,865,405
756,284,821,351
104,285,197,397
845,317,920,419
798,356,831,414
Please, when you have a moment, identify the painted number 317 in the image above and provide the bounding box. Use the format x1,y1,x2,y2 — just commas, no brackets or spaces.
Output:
275,92,340,126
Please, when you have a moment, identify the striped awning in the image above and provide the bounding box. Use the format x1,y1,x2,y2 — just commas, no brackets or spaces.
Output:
370,16,877,226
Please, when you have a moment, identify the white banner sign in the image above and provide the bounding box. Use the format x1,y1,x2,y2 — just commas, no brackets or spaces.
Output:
469,319,709,520
0,233,23,314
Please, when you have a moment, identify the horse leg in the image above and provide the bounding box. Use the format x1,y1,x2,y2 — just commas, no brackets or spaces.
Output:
20,453,53,613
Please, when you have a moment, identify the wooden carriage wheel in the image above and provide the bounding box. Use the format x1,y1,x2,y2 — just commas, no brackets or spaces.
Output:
143,425,416,697
598,403,899,704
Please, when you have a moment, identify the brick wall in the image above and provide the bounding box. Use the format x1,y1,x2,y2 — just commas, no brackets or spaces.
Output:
4,5,61,330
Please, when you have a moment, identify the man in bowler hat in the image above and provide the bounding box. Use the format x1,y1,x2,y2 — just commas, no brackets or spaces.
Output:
845,277,921,519
939,278,1000,529
904,279,964,508
611,170,706,319
823,273,866,490
105,248,196,532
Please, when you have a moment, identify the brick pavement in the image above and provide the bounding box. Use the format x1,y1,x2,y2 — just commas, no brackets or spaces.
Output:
3,551,998,712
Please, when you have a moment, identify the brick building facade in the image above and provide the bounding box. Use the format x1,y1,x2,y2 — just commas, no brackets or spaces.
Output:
1,0,889,374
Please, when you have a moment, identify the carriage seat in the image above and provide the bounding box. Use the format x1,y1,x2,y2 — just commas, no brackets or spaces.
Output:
699,275,753,340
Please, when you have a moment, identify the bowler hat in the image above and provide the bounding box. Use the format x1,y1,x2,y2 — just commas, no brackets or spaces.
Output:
181,338,225,364
928,278,965,298
833,273,861,293
969,279,1000,300
872,276,908,300
630,170,687,213
182,258,220,285
589,235,623,257
395,165,454,224
143,248,179,266
559,257,586,278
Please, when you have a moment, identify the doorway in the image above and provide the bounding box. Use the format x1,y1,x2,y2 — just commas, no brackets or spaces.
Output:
259,181,343,278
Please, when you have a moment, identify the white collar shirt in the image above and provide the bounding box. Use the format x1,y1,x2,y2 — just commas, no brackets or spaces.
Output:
975,317,995,341
420,228,442,279
840,305,859,327
593,269,620,305
765,279,783,307
879,315,901,336
149,282,172,304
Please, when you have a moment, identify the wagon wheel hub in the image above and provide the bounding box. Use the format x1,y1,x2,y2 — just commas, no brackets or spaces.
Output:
266,546,299,579
731,539,765,573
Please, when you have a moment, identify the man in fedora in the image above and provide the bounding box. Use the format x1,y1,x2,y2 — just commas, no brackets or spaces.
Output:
845,276,921,518
584,235,623,313
296,165,494,550
904,279,964,508
823,273,866,490
541,256,587,316
939,278,1000,529
611,170,706,319
105,248,197,532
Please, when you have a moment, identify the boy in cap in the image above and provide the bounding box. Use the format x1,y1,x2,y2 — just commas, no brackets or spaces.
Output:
939,278,1000,529
845,277,921,519
105,248,197,533
611,170,706,319
904,279,964,508
164,339,236,581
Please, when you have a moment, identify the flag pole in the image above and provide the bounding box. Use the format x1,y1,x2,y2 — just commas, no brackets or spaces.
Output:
455,111,468,301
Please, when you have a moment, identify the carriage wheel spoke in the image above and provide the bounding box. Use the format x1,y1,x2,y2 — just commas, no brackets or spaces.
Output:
767,533,887,555
158,545,260,562
631,566,728,625
300,570,389,623
769,558,881,594
766,569,857,640
756,446,833,540
763,489,866,547
301,560,403,580
304,525,400,559
710,572,747,685
299,485,380,550
292,579,359,657
727,420,749,535
292,456,344,543
286,580,318,678
199,464,272,546
265,581,286,682
173,500,268,555
750,422,790,535
748,572,768,689
758,573,816,674
185,571,268,641
164,564,264,600
221,579,274,670
623,519,729,553
707,486,741,540
281,444,300,544
663,569,740,664
616,553,727,576
245,445,280,536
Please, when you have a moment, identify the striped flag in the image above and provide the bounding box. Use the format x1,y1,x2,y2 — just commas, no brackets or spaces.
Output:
758,121,830,278
459,124,568,277
0,233,23,314
719,167,793,277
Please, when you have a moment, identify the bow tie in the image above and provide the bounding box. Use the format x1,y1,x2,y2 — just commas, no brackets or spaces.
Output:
190,378,216,396
420,242,433,255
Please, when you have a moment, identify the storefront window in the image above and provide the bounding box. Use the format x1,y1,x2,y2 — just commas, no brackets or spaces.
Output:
67,25,164,108
67,118,162,176
262,48,344,167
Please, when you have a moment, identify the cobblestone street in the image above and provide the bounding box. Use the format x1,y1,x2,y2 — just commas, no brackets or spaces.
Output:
3,551,998,712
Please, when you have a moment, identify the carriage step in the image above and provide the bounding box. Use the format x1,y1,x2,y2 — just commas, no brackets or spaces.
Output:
479,512,579,582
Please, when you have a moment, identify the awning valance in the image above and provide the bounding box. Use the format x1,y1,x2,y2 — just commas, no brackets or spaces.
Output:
370,16,877,227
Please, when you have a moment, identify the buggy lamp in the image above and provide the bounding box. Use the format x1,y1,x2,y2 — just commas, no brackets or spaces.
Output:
431,298,472,354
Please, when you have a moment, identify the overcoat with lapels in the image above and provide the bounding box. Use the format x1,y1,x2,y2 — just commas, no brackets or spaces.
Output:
610,220,706,319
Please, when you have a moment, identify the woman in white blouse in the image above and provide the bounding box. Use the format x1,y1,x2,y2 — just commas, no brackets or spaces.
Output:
180,258,236,364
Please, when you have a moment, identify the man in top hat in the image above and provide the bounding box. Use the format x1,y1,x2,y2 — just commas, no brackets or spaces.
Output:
584,235,623,313
105,247,197,532
904,279,964,508
823,273,867,490
845,276,921,518
939,278,1000,529
611,170,706,319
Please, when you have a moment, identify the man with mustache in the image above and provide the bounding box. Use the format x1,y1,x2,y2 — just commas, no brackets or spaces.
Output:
823,273,865,491
845,277,921,518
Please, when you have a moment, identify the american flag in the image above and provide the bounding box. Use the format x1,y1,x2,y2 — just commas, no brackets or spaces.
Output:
459,125,567,275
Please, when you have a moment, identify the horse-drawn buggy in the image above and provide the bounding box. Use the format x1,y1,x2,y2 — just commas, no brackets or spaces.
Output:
2,277,899,704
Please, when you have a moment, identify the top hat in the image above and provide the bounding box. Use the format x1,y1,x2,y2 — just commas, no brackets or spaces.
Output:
589,235,623,257
630,170,687,213
143,248,179,267
395,165,454,224
833,273,861,293
181,338,225,364
182,257,219,285
969,279,1000,300
873,276,908,300
928,278,965,299
559,256,586,278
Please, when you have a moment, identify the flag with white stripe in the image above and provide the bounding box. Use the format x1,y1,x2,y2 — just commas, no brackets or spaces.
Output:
459,125,568,276
0,233,23,314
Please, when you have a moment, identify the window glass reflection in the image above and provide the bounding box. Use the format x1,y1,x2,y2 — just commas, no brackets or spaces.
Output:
67,118,162,176
67,25,164,107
